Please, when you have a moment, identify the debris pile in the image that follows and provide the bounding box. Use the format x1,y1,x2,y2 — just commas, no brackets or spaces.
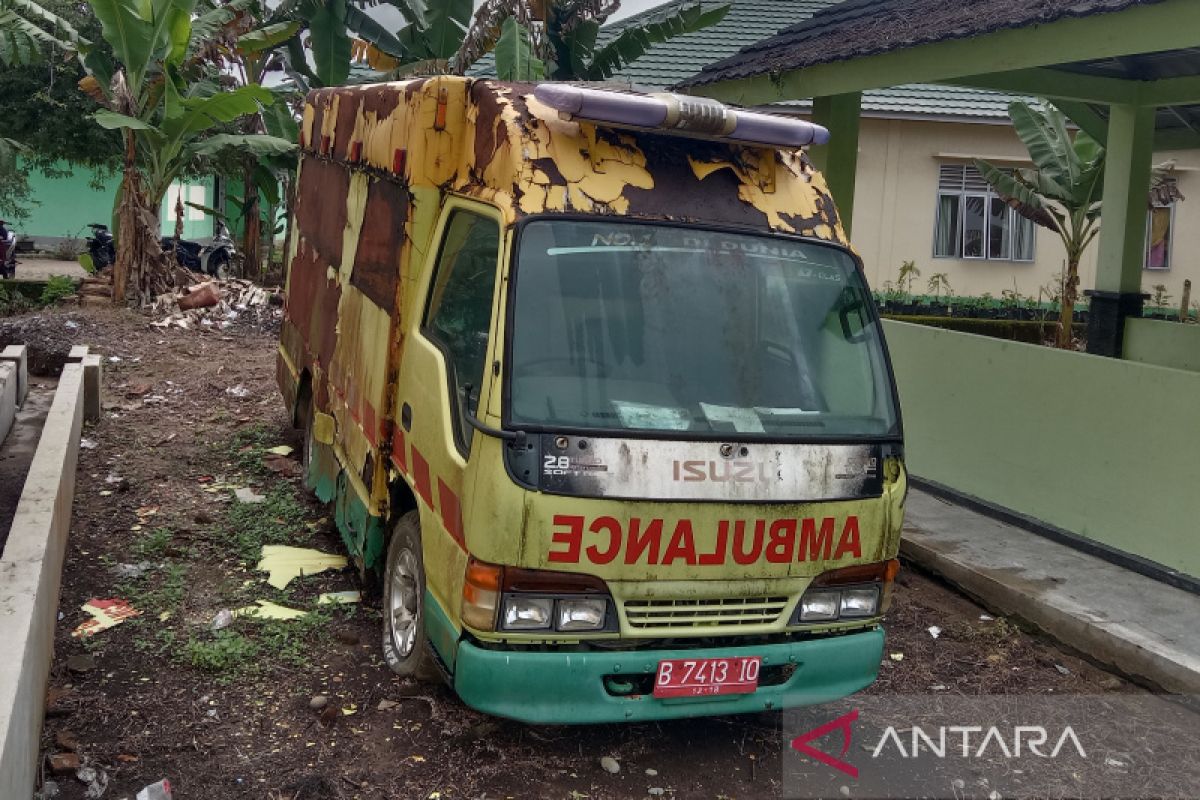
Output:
150,278,282,331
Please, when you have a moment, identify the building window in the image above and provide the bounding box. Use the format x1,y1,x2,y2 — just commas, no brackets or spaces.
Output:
933,164,1036,262
1145,179,1176,271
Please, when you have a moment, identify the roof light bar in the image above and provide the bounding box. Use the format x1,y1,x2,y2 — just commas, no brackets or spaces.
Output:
533,84,830,149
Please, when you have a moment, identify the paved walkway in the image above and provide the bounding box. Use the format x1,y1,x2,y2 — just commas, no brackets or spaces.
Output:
11,258,88,281
902,488,1200,694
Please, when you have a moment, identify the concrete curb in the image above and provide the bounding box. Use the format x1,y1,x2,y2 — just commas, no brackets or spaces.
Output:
0,363,85,797
902,527,1200,695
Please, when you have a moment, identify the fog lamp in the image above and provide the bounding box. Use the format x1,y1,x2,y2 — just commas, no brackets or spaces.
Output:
502,597,553,630
556,598,607,631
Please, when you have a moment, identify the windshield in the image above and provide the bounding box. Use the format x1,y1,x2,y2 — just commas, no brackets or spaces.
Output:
508,220,899,438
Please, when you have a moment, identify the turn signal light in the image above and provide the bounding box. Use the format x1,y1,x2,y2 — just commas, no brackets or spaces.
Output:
461,558,501,630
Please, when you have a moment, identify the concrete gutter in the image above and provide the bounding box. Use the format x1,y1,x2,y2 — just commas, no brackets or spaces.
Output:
0,360,85,796
902,489,1200,694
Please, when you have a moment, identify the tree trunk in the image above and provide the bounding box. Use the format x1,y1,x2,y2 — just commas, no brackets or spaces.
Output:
111,131,137,305
1057,256,1080,349
241,165,261,280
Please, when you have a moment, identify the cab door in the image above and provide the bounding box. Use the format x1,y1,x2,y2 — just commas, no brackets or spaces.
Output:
391,198,505,652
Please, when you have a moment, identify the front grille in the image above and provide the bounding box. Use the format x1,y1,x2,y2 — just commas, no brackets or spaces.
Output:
622,596,789,629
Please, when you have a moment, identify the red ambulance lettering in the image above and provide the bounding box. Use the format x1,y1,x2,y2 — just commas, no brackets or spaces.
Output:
661,520,698,565
585,516,622,564
766,519,797,563
625,518,663,565
798,517,835,561
732,520,765,565
547,514,584,563
698,520,729,565
548,515,864,566
833,516,862,559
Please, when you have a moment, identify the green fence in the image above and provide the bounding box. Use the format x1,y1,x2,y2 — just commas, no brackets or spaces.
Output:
883,319,1200,578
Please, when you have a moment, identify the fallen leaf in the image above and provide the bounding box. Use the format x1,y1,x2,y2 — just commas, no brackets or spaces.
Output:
234,600,308,621
266,445,294,456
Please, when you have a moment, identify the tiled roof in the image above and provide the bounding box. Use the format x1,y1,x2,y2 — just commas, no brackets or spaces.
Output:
685,0,1168,87
469,0,1022,121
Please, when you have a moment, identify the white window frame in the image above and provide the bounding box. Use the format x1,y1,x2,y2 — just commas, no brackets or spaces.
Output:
933,164,1036,263
1144,201,1175,272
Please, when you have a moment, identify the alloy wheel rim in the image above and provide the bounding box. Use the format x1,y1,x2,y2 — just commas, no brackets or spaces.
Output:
389,548,419,658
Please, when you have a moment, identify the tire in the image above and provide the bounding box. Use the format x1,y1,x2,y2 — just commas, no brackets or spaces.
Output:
298,387,315,487
381,510,439,681
209,252,230,280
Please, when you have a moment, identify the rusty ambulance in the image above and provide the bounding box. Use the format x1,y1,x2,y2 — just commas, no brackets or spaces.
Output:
277,77,905,723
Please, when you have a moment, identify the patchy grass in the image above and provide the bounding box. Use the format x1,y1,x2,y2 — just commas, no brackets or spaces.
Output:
117,562,188,618
223,487,313,564
222,423,283,479
131,527,174,560
184,613,331,681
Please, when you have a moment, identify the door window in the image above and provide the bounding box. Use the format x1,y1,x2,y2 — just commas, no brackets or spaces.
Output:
423,210,501,450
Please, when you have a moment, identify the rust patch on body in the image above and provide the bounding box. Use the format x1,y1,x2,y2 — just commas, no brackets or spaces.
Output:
294,159,350,265
351,178,409,308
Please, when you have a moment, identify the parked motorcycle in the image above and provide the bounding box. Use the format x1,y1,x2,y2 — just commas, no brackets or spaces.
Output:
86,223,116,270
161,222,237,279
0,220,17,278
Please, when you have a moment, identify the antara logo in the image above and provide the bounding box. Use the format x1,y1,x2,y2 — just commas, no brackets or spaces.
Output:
546,514,862,566
790,710,1088,779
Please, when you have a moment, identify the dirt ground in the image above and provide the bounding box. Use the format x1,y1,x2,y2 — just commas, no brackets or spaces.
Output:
0,304,1157,800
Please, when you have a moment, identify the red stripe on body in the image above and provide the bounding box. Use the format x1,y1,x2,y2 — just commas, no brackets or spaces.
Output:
437,479,466,550
391,428,408,474
410,447,433,507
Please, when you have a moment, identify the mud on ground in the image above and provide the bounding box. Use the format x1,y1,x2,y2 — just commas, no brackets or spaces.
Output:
9,304,1147,800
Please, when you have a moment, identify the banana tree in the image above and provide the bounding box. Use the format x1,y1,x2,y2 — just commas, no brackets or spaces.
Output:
0,0,81,65
453,0,730,81
342,0,472,76
976,101,1105,349
83,0,295,303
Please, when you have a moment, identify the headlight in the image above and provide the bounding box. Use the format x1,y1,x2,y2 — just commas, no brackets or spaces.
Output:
498,595,613,632
839,586,879,618
502,597,553,630
556,598,608,631
799,590,841,621
791,560,899,626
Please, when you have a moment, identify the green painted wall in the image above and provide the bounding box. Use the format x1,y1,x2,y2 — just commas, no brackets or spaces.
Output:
18,162,214,240
883,319,1200,578
1123,317,1200,373
21,163,117,240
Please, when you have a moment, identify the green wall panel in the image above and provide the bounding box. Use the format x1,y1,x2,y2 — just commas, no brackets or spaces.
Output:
20,163,117,240
883,319,1200,577
1123,318,1200,373
18,162,213,240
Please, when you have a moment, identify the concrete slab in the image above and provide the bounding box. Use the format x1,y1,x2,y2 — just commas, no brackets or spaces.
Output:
902,489,1200,694
0,366,83,797
0,364,14,447
0,345,28,406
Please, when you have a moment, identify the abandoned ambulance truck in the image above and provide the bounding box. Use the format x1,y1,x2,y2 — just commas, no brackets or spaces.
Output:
276,77,905,723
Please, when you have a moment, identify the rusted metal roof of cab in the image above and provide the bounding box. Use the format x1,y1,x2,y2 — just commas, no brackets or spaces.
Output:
682,0,1166,87
298,77,847,243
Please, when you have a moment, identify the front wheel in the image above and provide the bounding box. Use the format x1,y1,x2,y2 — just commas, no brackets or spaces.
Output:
381,511,439,681
209,251,230,280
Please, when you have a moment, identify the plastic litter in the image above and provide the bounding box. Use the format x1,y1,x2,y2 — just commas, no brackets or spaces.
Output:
71,598,141,638
136,779,173,800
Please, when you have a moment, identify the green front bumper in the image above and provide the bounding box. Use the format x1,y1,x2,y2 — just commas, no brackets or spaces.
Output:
453,628,884,724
